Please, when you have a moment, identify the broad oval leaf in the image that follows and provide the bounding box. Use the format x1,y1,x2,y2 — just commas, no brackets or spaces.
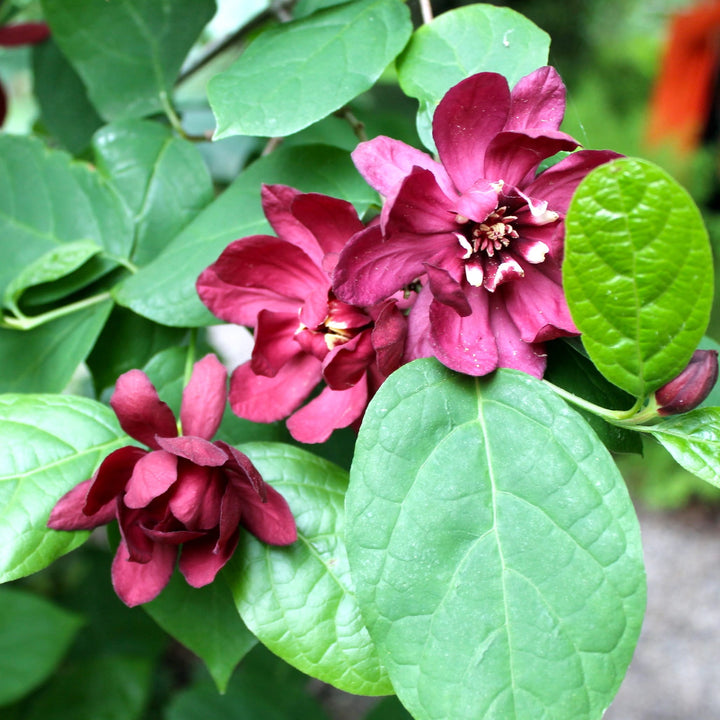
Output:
208,0,412,139
114,144,378,327
41,0,216,120
0,394,126,582
225,442,392,696
564,157,714,398
396,4,549,150
346,359,646,720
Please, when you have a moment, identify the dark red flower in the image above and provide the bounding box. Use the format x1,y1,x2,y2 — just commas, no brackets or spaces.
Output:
334,67,620,378
656,349,719,415
196,185,407,444
47,354,296,607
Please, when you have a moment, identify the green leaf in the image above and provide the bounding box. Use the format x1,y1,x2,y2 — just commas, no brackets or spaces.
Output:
114,144,378,326
396,4,549,149
0,394,126,582
145,574,257,693
293,0,351,19
649,407,720,486
209,0,412,139
365,696,413,720
0,135,132,303
93,120,214,266
346,359,646,720
0,587,83,705
0,299,112,393
698,336,720,409
32,38,103,155
225,442,392,696
40,0,216,120
564,157,714,398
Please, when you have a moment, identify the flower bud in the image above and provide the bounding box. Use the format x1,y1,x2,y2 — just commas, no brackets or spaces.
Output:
655,349,719,416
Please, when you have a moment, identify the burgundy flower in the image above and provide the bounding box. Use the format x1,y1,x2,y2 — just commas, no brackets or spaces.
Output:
0,21,50,127
47,354,296,607
656,349,719,415
196,185,407,444
333,67,621,377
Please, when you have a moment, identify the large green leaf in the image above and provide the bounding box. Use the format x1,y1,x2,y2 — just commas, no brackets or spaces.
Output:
346,359,646,720
396,4,549,149
0,394,126,582
0,135,132,306
93,120,214,266
0,587,82,705
225,443,392,696
209,0,412,139
41,0,216,120
564,158,713,398
114,144,378,327
145,574,257,693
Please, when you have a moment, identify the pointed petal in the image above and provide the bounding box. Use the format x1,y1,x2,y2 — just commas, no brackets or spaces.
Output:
111,370,177,448
84,446,147,515
425,262,472,316
179,531,239,588
111,540,176,607
433,72,511,192
291,192,364,256
507,66,566,132
404,285,435,363
454,179,501,223
484,252,525,292
0,22,50,46
236,482,297,546
286,382,367,443
229,355,321,423
179,354,227,439
322,332,374,390
155,436,228,467
249,310,303,377
124,450,178,509
47,479,113,531
371,300,408,378
169,464,213,525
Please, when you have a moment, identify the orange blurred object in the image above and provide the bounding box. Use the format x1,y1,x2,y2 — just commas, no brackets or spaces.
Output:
646,0,720,154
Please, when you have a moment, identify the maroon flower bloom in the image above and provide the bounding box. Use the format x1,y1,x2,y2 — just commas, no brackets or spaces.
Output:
196,185,407,444
334,67,621,377
656,349,719,415
47,354,296,607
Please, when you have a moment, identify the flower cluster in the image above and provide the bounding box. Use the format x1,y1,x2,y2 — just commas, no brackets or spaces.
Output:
197,67,619,439
48,354,296,607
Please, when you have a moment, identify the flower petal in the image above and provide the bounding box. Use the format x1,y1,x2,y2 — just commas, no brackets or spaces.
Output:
433,72,511,192
124,450,178,509
322,331,374,390
179,531,239,588
47,479,113,531
404,285,435,363
250,310,304,377
111,539,176,607
84,445,147,515
507,66,566,132
111,370,178,448
180,354,227,439
236,482,297,546
286,381,368,443
0,22,50,46
155,435,228,467
371,300,408,378
425,262,472,316
168,464,213,525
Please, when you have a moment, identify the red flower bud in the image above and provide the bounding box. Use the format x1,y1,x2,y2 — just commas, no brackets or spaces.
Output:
655,349,718,416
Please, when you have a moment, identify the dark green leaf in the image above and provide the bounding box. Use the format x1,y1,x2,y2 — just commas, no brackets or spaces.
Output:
93,120,214,266
114,144,378,326
0,394,126,582
226,442,392,695
347,359,646,720
564,158,714,398
0,587,82,705
145,574,257,693
365,696,413,720
209,0,412,139
41,0,216,120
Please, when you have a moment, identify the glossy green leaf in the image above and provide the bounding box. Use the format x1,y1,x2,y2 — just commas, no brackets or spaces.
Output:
114,144,378,327
209,0,412,139
649,408,720,486
145,574,257,693
0,134,132,303
0,299,112,393
226,442,392,696
41,0,216,120
93,120,214,266
396,4,549,149
347,359,646,720
0,394,126,582
0,587,82,705
565,158,713,398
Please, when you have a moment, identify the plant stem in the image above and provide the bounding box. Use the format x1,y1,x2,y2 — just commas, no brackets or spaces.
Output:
335,107,367,142
1,291,111,330
543,380,644,425
419,0,434,24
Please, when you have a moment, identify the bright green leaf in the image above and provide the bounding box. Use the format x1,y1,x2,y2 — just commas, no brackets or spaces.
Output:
0,587,83,705
226,442,392,696
145,574,257,693
396,4,549,149
41,0,216,120
0,394,126,582
114,144,378,327
347,359,646,720
565,157,714,398
209,0,412,139
649,407,720,486
93,120,214,266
